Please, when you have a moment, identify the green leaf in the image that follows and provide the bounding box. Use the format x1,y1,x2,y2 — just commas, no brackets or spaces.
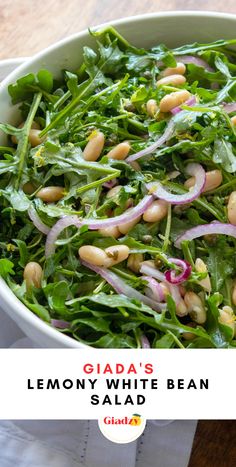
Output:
213,138,236,173
37,69,54,92
0,259,15,278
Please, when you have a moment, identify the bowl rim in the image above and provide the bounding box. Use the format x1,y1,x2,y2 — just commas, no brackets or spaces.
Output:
1,9,236,348
2,10,236,88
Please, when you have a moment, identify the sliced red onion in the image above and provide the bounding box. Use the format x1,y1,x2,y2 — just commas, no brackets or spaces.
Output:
142,276,165,302
81,260,166,312
140,263,165,281
140,262,181,307
223,102,236,114
126,120,175,163
147,163,206,205
45,195,153,257
51,319,70,329
140,334,151,349
175,222,236,248
177,55,214,72
28,205,50,235
165,258,192,284
103,179,118,189
171,96,196,115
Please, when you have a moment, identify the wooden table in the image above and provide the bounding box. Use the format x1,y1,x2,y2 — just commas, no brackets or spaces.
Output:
1,0,236,465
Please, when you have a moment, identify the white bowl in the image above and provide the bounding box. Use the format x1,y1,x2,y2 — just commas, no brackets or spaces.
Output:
1,11,236,348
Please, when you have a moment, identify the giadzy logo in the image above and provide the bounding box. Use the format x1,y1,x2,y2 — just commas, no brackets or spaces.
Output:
104,414,142,426
98,414,146,443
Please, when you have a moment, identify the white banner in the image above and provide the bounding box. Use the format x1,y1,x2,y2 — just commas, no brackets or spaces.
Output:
0,349,233,419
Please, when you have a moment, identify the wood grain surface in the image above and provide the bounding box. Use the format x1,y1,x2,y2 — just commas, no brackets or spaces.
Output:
1,0,236,465
1,0,236,59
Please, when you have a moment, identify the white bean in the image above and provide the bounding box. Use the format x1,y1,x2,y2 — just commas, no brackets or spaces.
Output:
104,245,130,267
146,99,158,117
98,226,121,239
79,245,108,266
185,169,222,193
195,258,211,292
218,306,235,336
157,74,186,87
227,191,236,225
36,186,64,203
184,291,206,324
106,142,130,160
159,90,190,112
143,200,168,223
118,215,141,235
162,62,186,77
83,131,105,161
231,115,236,125
24,262,43,291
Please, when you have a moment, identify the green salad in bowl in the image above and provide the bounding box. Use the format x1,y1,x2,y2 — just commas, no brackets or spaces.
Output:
1,26,236,348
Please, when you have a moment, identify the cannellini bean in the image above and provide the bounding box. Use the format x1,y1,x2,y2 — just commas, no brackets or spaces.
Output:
83,131,105,161
143,200,168,223
162,62,186,77
227,191,236,225
195,258,211,292
36,186,64,203
118,215,141,235
127,253,144,273
104,245,130,267
79,245,108,266
157,74,186,87
231,280,236,306
159,90,190,112
231,115,236,125
29,129,45,147
24,262,43,291
218,306,235,335
182,322,196,341
98,226,121,238
184,291,206,324
185,169,222,193
11,121,41,145
176,299,188,317
146,99,158,117
106,142,130,160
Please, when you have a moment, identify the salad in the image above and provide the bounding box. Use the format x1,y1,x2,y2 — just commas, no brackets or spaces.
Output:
1,27,236,348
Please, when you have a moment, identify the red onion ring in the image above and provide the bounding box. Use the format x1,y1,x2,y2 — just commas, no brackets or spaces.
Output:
223,102,236,114
140,334,151,348
165,258,192,284
126,120,175,163
147,163,206,205
51,319,70,329
171,96,196,115
28,206,50,235
81,260,166,312
45,195,153,257
140,262,182,307
176,55,214,72
175,222,236,248
142,276,165,302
